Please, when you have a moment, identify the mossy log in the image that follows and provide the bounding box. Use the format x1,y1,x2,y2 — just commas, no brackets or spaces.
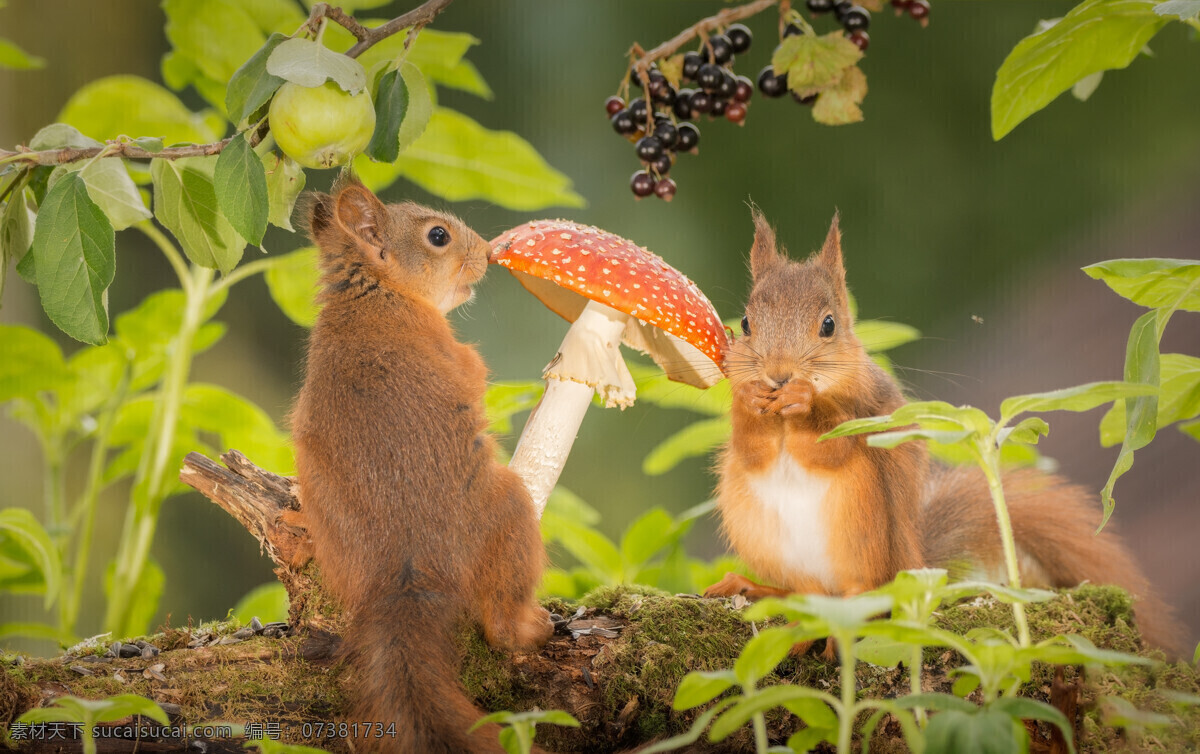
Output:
1,451,1197,753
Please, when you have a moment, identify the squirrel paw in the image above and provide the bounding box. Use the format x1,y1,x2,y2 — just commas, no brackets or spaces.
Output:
735,380,779,415
703,572,792,601
770,379,814,417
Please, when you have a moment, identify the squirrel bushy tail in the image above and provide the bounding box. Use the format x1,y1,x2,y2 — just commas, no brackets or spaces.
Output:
346,594,505,753
922,466,1186,656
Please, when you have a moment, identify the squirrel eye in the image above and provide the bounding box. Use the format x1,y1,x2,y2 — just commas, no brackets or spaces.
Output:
820,315,835,338
740,316,751,336
427,226,450,247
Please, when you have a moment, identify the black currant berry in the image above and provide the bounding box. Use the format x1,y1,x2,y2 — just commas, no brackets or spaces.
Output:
716,70,738,99
676,122,700,152
909,0,930,20
726,23,753,53
847,30,869,51
649,151,672,176
635,136,664,162
611,110,636,135
696,63,724,92
710,97,728,117
652,84,677,106
757,66,788,98
631,170,655,198
807,0,835,13
733,75,754,103
725,101,747,125
673,89,695,119
783,22,804,37
842,6,870,31
706,34,734,64
682,51,704,81
689,90,714,114
834,1,854,21
654,177,677,201
605,96,625,116
628,97,649,122
652,120,678,149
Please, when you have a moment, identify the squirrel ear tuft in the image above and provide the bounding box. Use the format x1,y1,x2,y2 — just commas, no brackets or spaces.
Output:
749,208,784,280
332,174,388,253
816,211,845,281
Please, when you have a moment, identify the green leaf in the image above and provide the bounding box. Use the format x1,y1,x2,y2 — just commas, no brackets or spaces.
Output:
771,31,862,93
1101,310,1161,528
54,157,152,231
1100,695,1174,729
891,693,979,713
30,172,116,345
867,428,974,449
1083,257,1200,311
184,384,293,475
541,514,621,583
263,152,306,231
355,107,584,210
114,288,227,392
620,508,677,571
543,487,601,528
214,132,270,246
641,699,737,754
233,581,289,623
406,29,492,98
1100,353,1200,444
924,708,1025,754
992,697,1075,751
29,123,103,151
152,157,246,273
1,188,35,298
998,416,1050,446
393,63,434,155
0,325,73,403
0,37,45,70
733,627,797,687
673,670,738,710
642,416,730,475
709,685,835,742
366,67,408,163
811,64,867,126
164,0,266,85
240,0,307,32
856,319,921,353
0,508,63,610
225,32,288,124
58,75,224,145
999,380,1157,423
991,0,1169,140
629,360,731,416
263,246,320,327
484,380,544,435
1156,0,1200,18
746,593,893,635
855,633,911,667
267,37,367,93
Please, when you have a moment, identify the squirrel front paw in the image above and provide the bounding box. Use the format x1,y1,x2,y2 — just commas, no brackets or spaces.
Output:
734,379,779,414
768,379,814,417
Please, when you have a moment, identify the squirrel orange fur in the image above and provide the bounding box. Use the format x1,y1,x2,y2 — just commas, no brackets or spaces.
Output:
706,210,1183,656
289,177,552,752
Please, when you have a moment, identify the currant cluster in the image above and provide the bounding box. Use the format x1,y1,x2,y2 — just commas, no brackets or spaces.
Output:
804,0,873,50
607,23,756,200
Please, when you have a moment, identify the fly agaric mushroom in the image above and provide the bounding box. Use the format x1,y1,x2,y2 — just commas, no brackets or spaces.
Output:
490,219,729,514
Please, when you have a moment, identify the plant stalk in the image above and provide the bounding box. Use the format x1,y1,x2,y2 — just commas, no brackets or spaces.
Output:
105,264,214,634
977,443,1031,647
837,632,856,754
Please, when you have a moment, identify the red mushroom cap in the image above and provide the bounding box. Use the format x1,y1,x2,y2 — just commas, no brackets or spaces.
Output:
491,220,729,380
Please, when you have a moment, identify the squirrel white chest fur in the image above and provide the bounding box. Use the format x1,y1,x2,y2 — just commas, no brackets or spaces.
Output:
745,453,836,589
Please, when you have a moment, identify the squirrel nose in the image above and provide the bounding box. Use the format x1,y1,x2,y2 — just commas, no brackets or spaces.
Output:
767,373,790,388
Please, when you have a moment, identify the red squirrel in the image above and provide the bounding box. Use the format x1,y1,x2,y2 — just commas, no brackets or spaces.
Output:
289,176,552,752
705,210,1183,655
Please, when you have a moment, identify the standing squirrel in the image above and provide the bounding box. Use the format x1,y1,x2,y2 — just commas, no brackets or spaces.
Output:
290,176,552,752
705,210,1182,654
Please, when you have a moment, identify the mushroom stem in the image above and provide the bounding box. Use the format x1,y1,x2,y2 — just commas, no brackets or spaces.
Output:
510,300,634,515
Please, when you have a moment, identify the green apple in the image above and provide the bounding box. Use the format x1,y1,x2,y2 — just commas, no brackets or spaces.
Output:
269,80,375,169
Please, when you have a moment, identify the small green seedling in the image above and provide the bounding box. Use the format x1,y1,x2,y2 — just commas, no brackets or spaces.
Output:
16,694,168,754
469,708,580,754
